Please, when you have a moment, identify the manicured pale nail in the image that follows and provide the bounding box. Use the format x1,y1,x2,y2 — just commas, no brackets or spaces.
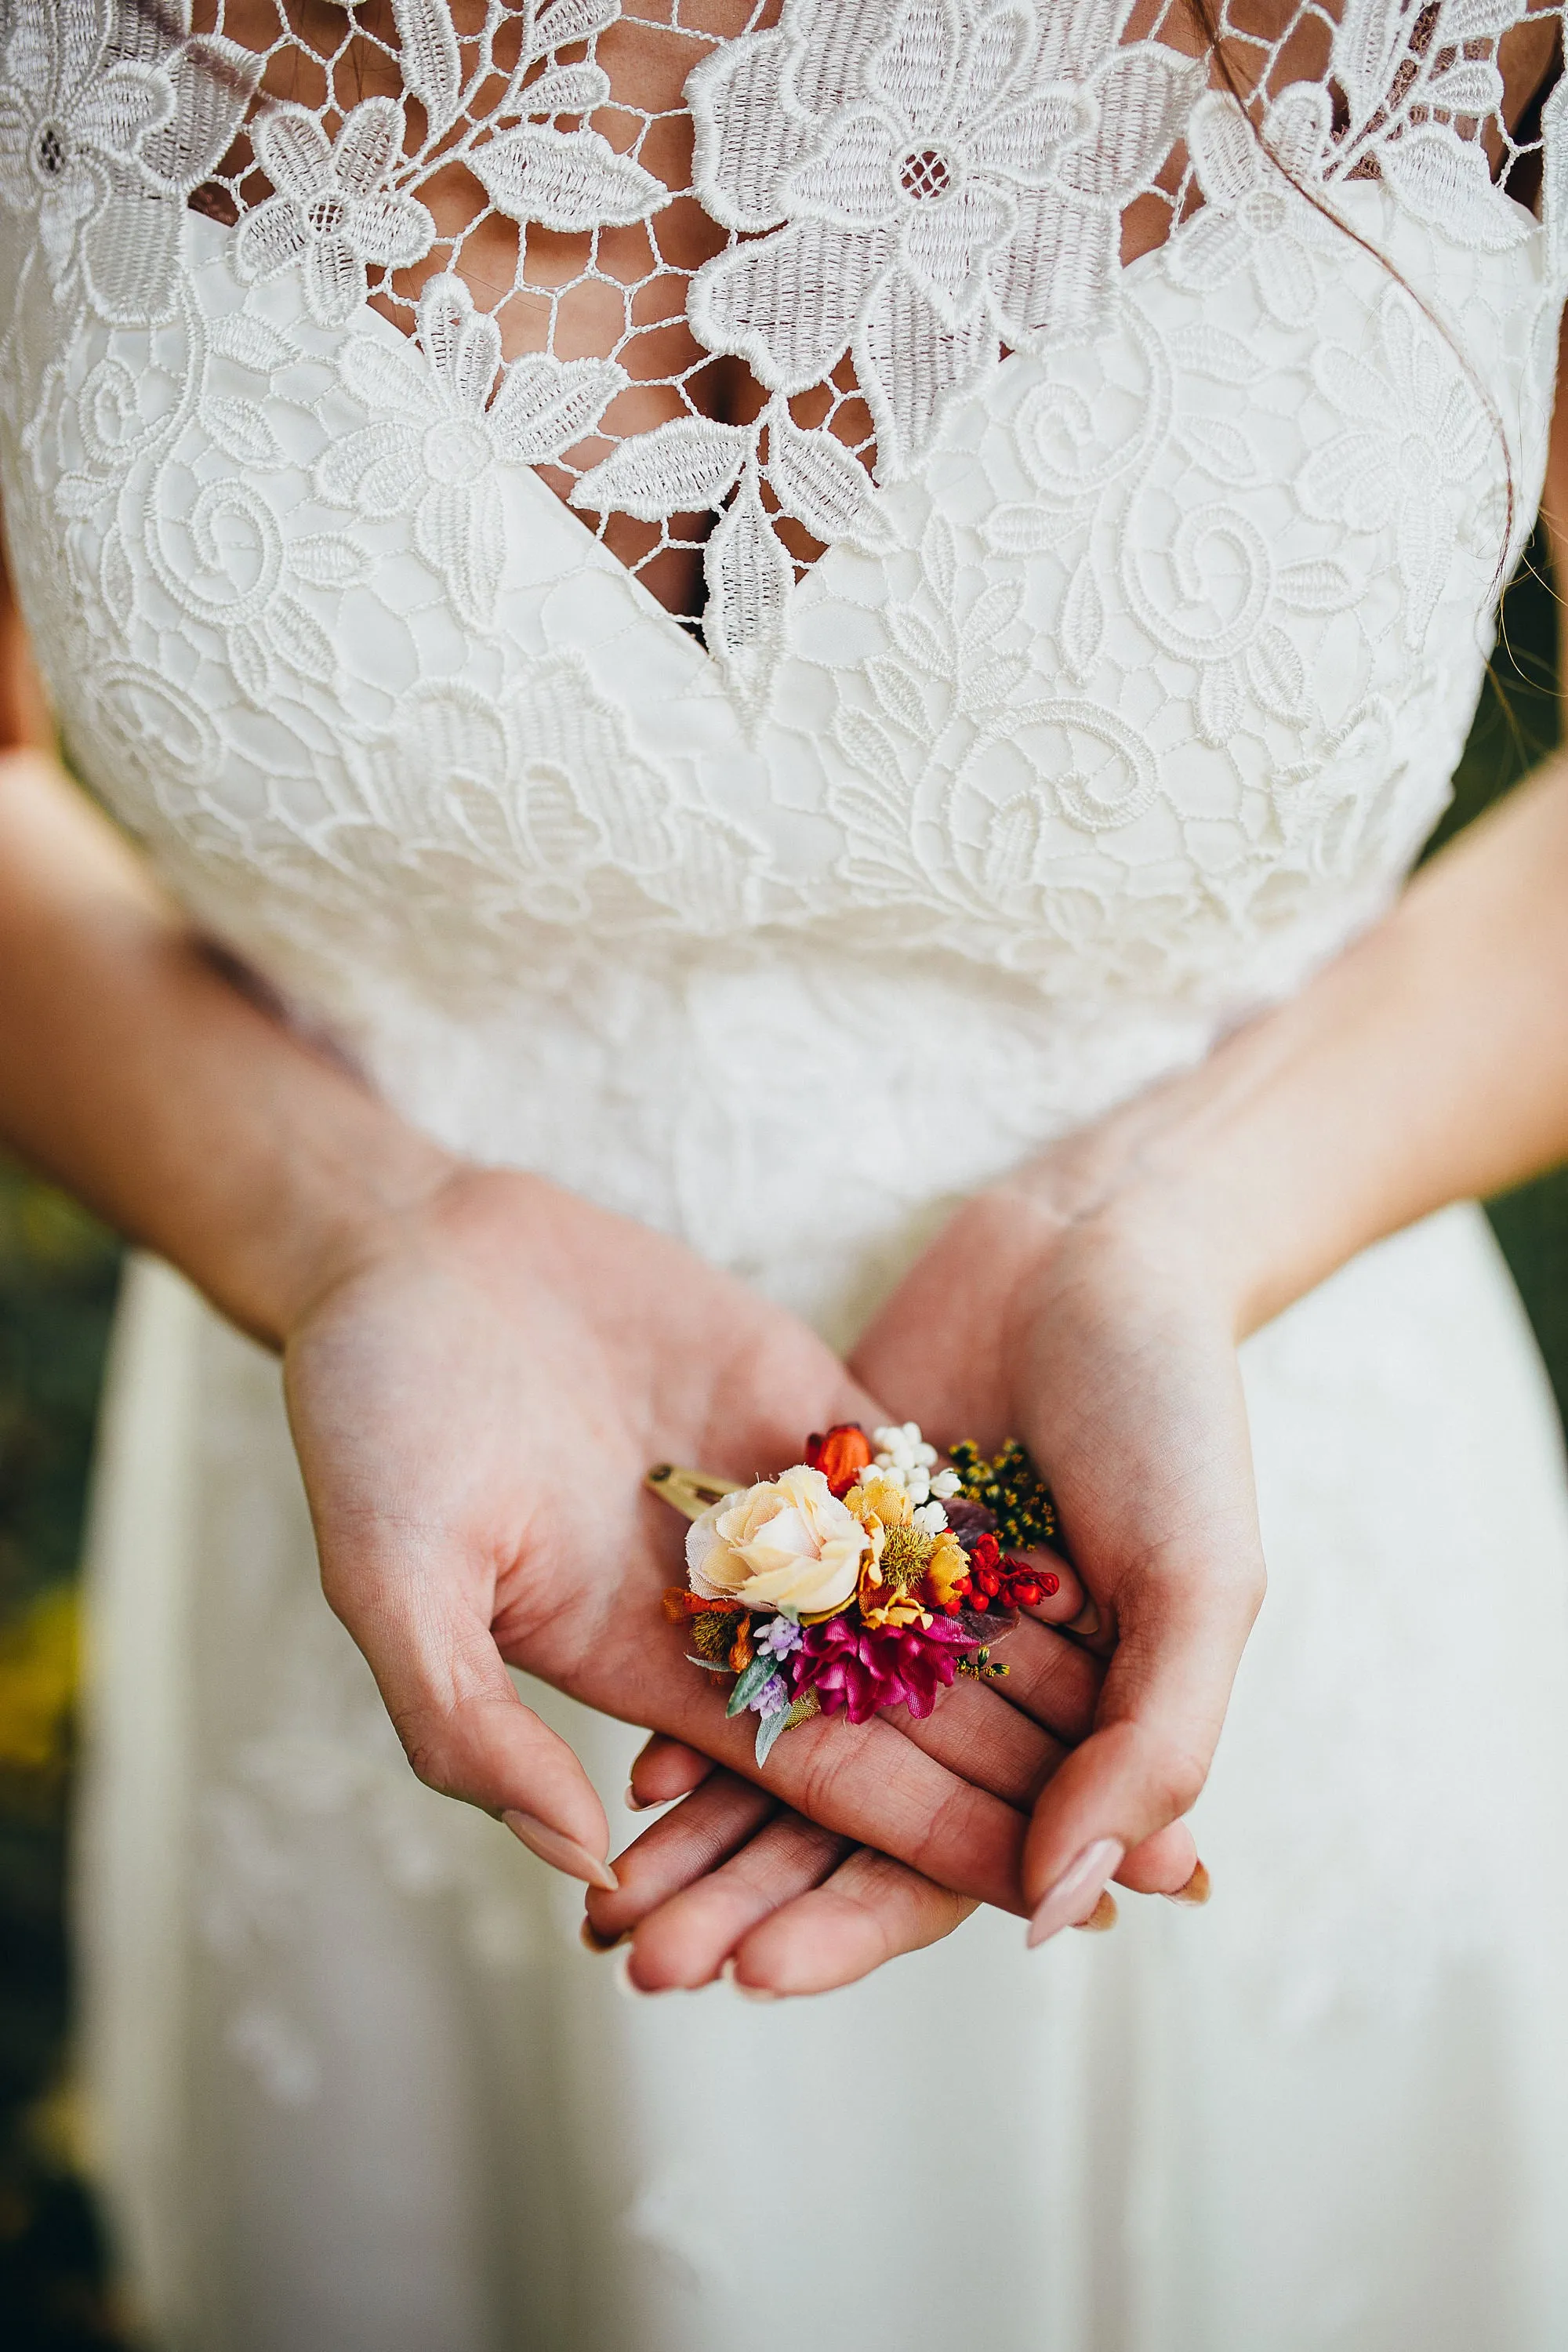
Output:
624,1783,647,1811
1026,1838,1124,1948
503,1809,619,1893
579,1916,626,1954
1071,1889,1118,1933
1164,1859,1211,1908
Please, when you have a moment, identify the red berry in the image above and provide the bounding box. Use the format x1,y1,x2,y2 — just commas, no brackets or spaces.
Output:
1015,1583,1040,1605
1041,1572,1060,1597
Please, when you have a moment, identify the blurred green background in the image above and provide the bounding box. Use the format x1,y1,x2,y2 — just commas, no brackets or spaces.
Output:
0,540,1566,2349
0,1174,127,2346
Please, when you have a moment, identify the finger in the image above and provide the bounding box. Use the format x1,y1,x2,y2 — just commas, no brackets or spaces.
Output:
890,1672,1065,1809
877,1611,1104,1805
732,1847,979,1995
1001,1546,1091,1631
989,1611,1103,1744
625,1810,853,1990
1116,1819,1202,1896
586,1769,776,1943
627,1734,713,1810
1022,1559,1260,1944
656,1678,1030,1910
326,1547,616,1889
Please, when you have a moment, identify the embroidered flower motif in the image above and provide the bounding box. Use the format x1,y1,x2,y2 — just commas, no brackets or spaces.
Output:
343,659,707,929
234,96,435,328
1170,89,1338,329
0,49,165,289
319,274,626,626
687,1465,872,1617
0,0,252,296
1298,290,1493,648
687,0,1200,477
1325,0,1526,256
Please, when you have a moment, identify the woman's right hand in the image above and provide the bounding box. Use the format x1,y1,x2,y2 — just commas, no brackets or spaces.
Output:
282,1163,1127,1988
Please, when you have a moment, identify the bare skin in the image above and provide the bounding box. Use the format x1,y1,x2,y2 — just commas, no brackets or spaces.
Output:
201,0,1563,621
6,6,1568,1992
0,733,1198,1972
585,305,1568,1986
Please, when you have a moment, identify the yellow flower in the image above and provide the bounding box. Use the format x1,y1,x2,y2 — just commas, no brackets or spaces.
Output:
924,1529,971,1612
858,1518,934,1628
858,1581,928,1630
848,1472,913,1531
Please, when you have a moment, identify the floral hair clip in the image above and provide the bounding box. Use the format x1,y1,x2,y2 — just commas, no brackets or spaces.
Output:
648,1425,1062,1766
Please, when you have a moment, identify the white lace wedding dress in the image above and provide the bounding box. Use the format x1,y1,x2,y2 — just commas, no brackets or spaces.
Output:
8,1,1568,2345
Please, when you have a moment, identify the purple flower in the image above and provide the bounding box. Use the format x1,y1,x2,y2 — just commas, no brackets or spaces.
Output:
757,1616,803,1660
749,1672,789,1717
791,1615,975,1726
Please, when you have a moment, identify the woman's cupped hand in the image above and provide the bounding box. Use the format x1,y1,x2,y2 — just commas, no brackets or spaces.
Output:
585,1168,1244,1984
283,1163,1167,1994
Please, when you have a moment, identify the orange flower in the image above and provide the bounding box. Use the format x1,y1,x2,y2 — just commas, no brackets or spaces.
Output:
805,1422,873,1497
662,1588,744,1622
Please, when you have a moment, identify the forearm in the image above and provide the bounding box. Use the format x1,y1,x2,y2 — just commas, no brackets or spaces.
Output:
1011,752,1568,1335
0,747,456,1345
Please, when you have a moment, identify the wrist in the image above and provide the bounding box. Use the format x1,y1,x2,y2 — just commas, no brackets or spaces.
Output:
258,1123,470,1345
982,1080,1287,1344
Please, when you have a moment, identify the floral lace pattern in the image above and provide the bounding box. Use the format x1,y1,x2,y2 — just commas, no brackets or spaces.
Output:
0,1,1558,1083
14,13,1568,2324
683,0,1202,488
3,3,1557,645
0,0,1558,1020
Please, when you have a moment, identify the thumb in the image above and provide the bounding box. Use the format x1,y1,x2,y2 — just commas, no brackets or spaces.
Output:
325,1532,616,1892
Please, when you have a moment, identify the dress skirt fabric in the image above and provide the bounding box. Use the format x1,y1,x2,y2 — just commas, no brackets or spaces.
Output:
74,1202,1568,2352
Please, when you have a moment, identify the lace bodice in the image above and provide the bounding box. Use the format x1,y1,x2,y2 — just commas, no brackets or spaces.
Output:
2,3,1566,1317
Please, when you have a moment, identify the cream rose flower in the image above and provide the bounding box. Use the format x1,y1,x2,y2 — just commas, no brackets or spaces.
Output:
687,1465,870,1617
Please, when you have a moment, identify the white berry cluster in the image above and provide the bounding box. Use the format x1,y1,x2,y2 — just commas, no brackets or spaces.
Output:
869,1422,962,1534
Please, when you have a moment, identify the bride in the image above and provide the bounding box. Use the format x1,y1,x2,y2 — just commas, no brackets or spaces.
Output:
5,0,1568,2343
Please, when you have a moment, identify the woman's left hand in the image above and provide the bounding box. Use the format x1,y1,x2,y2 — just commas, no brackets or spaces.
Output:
586,1166,1231,1987
850,1171,1256,1947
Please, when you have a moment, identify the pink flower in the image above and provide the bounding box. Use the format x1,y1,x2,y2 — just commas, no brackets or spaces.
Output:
792,1613,975,1726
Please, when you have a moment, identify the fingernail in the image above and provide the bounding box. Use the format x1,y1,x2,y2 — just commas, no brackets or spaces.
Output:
719,1953,782,2001
1026,1837,1124,1948
1071,1889,1118,1933
1164,1859,1211,1908
1065,1595,1103,1642
624,1783,647,1811
579,1916,626,1954
613,1947,648,2000
503,1809,619,1893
